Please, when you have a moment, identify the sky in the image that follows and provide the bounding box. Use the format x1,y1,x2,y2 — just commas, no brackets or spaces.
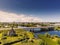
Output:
0,0,60,22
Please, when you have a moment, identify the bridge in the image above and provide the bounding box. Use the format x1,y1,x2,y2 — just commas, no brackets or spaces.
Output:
18,26,54,32
0,26,54,32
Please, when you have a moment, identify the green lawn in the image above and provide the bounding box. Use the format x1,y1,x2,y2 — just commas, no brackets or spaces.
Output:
38,34,58,45
0,28,60,45
0,29,43,45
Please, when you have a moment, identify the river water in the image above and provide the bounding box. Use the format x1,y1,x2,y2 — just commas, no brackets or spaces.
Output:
18,27,60,37
23,27,60,36
35,30,60,36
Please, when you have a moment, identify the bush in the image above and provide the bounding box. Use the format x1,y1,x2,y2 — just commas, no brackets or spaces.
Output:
54,35,58,38
2,37,7,40
30,40,34,43
58,40,60,45
45,33,51,38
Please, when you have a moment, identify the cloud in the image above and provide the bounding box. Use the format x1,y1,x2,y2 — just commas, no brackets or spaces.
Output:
0,11,42,22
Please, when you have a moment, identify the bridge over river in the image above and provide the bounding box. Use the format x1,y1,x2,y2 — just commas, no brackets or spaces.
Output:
0,26,54,32
18,26,54,32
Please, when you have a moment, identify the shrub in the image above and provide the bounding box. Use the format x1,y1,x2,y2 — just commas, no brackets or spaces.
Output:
45,33,51,38
58,40,60,45
2,37,7,40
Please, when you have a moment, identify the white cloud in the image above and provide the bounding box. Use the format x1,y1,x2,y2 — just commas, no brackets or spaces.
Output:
0,11,42,22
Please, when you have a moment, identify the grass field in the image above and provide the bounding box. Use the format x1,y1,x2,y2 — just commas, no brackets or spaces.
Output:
38,34,60,45
0,28,60,45
0,28,43,45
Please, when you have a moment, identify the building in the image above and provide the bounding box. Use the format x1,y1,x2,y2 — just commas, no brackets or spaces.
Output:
8,27,17,36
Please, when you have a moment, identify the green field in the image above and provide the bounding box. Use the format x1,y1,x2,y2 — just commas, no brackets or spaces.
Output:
0,28,60,45
0,29,43,45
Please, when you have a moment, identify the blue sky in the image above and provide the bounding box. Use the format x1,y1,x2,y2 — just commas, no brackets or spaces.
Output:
0,0,60,22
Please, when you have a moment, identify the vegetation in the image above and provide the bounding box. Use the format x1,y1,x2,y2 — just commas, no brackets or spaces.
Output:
55,26,60,30
38,34,60,45
0,28,60,45
0,29,43,45
0,22,60,45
